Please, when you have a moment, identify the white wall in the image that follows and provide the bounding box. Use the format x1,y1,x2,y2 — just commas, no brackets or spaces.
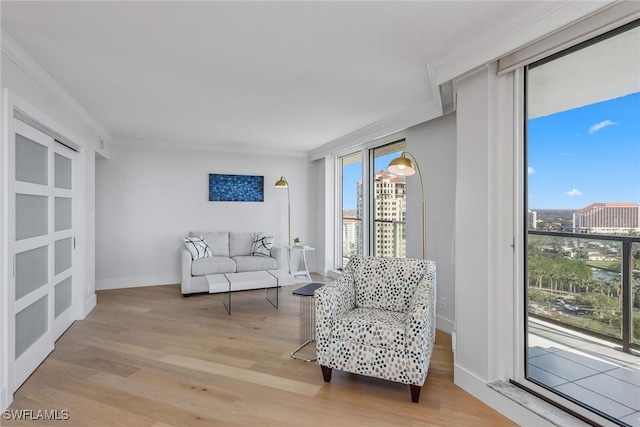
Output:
455,68,491,381
405,112,456,333
453,65,554,426
1,50,99,410
95,143,311,289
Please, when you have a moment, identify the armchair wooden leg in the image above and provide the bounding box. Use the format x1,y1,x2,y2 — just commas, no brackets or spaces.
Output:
321,365,332,382
410,385,421,403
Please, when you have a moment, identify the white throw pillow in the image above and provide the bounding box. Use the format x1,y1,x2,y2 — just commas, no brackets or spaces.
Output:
184,236,212,260
251,234,274,257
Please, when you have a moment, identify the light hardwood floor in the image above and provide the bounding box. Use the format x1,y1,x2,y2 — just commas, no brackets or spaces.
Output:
6,280,516,426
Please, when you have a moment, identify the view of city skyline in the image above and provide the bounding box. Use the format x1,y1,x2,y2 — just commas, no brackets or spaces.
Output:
528,91,640,210
342,152,400,210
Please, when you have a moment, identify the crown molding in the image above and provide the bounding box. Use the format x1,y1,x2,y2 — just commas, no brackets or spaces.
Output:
309,99,442,161
432,1,614,86
309,63,443,161
111,137,309,158
1,29,111,142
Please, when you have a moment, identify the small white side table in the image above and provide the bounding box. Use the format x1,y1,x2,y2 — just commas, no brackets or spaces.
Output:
285,245,315,282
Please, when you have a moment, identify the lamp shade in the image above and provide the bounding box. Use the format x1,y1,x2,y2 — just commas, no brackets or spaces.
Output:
274,176,289,187
387,152,416,176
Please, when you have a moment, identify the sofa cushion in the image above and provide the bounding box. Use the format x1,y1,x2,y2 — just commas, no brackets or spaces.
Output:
251,234,274,257
183,236,212,260
230,232,260,257
191,256,236,276
190,231,230,257
203,232,230,257
332,307,406,351
233,255,277,272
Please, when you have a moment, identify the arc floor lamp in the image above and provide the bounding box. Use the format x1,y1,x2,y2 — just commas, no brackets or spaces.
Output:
387,151,426,259
274,176,291,246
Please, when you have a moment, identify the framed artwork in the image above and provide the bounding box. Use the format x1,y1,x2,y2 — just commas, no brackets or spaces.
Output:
209,174,264,202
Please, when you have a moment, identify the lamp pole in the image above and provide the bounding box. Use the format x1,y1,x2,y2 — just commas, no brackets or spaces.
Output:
275,176,291,246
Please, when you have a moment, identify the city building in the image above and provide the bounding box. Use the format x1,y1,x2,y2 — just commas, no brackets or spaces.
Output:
572,202,640,234
373,170,406,258
528,210,537,229
341,213,359,259
353,171,407,258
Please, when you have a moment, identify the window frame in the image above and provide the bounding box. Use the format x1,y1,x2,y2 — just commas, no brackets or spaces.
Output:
513,19,640,427
334,133,406,270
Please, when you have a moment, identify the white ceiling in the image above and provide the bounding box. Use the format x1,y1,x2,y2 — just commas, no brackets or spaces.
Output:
1,1,592,154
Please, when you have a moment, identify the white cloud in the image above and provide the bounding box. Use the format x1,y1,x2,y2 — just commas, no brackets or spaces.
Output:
528,166,535,175
588,120,617,135
566,188,582,197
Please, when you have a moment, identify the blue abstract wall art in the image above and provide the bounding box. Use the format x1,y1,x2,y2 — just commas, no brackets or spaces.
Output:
209,174,264,202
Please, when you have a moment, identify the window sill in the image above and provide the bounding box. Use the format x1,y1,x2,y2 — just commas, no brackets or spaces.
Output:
488,381,589,427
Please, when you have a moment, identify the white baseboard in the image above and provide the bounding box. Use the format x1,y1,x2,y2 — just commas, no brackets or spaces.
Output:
96,274,180,291
454,364,556,427
82,294,97,318
1,386,9,412
436,314,454,334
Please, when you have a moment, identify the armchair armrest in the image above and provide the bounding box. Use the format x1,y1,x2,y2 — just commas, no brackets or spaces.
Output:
315,273,356,365
405,264,437,377
315,275,355,320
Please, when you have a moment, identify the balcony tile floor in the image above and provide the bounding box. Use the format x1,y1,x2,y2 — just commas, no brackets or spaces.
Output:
529,319,640,427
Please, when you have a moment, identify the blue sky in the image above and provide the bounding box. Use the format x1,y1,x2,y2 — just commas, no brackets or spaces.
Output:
528,91,640,210
342,92,640,212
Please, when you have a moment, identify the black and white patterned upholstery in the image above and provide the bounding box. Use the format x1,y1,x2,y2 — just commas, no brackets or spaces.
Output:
183,236,212,260
315,255,436,402
250,234,274,257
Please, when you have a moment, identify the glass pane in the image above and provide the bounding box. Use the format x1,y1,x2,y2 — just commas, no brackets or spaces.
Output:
16,246,48,300
55,238,72,275
341,152,362,268
55,197,72,231
525,23,640,425
54,153,72,189
16,194,47,240
15,296,48,358
16,134,47,185
634,242,640,346
373,141,406,258
527,234,622,340
55,276,72,318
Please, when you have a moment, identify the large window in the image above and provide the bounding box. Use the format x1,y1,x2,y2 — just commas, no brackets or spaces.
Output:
340,152,363,267
524,21,640,426
372,142,406,258
337,140,406,268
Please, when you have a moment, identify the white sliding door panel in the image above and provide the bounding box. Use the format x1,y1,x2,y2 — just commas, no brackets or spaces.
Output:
8,118,77,393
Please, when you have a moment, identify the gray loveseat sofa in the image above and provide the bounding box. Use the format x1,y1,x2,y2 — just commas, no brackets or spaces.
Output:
181,231,284,295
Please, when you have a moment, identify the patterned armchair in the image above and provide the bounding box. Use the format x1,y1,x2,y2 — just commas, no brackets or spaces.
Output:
315,255,436,402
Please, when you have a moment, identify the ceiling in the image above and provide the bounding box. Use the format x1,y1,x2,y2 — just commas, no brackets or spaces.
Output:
1,1,582,154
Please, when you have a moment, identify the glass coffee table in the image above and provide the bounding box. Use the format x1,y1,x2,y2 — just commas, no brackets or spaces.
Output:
290,282,324,361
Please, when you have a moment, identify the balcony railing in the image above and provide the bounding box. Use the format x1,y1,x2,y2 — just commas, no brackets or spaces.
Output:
527,230,640,353
374,219,406,258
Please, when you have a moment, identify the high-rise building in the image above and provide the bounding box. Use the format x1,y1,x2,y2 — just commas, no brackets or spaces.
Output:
572,202,640,234
351,170,407,258
528,210,537,229
342,214,359,258
372,170,406,257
